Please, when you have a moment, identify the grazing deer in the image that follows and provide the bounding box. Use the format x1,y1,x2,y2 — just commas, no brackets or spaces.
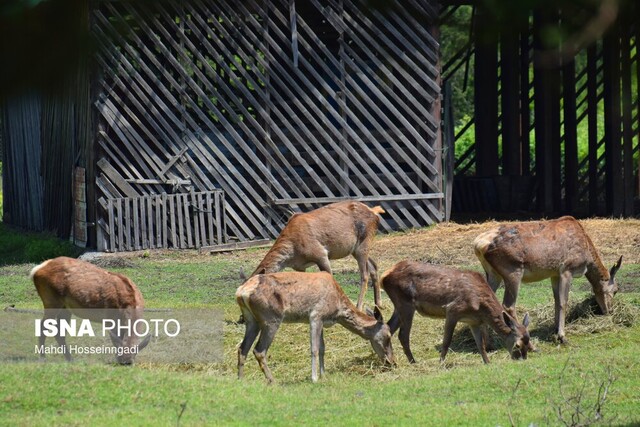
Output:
381,261,530,364
30,256,150,364
250,201,385,310
474,216,622,343
236,271,396,383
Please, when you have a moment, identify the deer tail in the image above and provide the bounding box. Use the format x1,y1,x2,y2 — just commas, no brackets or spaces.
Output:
369,205,385,216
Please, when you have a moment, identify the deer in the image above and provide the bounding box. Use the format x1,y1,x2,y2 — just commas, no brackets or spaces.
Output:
249,200,385,310
236,271,396,383
381,261,531,364
474,216,622,344
30,256,151,365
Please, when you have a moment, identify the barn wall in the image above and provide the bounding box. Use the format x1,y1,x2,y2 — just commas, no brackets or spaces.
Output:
92,0,444,251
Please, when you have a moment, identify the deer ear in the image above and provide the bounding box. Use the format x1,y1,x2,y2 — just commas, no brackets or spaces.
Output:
502,311,516,330
138,334,151,351
522,312,530,328
609,256,622,283
373,306,384,323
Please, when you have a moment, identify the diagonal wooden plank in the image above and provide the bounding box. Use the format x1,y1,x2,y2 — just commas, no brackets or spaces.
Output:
95,8,271,239
266,1,430,227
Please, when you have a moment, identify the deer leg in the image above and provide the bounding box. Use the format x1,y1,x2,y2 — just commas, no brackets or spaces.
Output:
53,309,72,362
440,314,458,363
354,252,370,310
310,319,323,382
237,315,260,379
552,273,572,344
470,325,490,364
387,310,400,335
397,304,416,363
253,323,280,384
501,272,523,320
319,330,325,378
367,258,381,309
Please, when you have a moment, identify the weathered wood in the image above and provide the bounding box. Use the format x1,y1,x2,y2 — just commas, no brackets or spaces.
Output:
474,6,499,177
563,57,578,212
88,0,446,248
272,193,445,205
603,25,623,215
587,45,600,214
202,239,272,253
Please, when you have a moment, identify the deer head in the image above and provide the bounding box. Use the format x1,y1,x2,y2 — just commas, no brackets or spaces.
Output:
594,256,622,315
502,312,530,360
370,307,396,366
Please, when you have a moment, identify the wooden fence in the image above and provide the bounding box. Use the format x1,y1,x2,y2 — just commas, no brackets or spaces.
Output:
92,0,444,249
100,190,226,252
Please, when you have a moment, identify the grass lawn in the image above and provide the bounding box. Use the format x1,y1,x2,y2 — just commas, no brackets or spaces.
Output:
0,219,639,426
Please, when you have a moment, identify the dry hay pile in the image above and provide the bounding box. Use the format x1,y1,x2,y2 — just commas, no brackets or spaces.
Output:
369,217,640,273
529,296,639,338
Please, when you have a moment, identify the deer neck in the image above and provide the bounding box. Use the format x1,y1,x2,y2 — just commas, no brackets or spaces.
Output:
336,304,377,339
583,234,610,289
251,242,293,275
484,300,512,337
585,259,609,291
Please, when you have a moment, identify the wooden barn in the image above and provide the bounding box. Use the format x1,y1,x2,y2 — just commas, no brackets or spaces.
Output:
2,0,639,252
444,0,640,217
1,0,444,252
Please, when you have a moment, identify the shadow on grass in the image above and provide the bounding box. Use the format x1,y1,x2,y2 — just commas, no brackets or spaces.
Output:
0,223,83,267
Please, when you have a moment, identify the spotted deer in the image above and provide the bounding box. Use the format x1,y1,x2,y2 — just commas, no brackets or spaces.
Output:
30,256,151,364
236,271,395,383
250,201,385,309
381,261,530,364
474,216,622,343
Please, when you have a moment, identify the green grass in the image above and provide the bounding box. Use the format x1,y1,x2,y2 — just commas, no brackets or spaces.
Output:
1,233,639,425
0,223,81,266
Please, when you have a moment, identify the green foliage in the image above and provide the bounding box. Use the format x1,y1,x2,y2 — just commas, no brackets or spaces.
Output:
0,223,81,266
440,6,475,125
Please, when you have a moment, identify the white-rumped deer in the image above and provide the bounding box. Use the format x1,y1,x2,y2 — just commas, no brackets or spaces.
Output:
30,256,150,364
250,201,385,309
236,271,396,383
474,216,622,343
381,261,530,364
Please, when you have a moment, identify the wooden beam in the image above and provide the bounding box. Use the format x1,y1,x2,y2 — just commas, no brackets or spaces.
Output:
203,239,272,254
272,194,445,205
587,45,599,214
562,57,578,212
603,24,623,215
533,8,561,213
501,31,521,176
474,6,499,177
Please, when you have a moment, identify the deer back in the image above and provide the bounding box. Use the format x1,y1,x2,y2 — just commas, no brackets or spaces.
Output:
236,272,346,322
31,257,145,314
381,261,498,316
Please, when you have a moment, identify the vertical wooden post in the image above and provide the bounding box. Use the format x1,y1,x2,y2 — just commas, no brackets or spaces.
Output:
603,25,623,215
562,56,578,213
501,32,521,176
519,26,531,175
586,45,599,214
474,6,499,177
533,9,561,213
620,20,634,216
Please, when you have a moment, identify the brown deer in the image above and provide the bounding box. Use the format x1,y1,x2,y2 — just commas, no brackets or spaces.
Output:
236,271,396,383
30,256,151,364
250,201,385,309
474,216,622,343
381,261,530,364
